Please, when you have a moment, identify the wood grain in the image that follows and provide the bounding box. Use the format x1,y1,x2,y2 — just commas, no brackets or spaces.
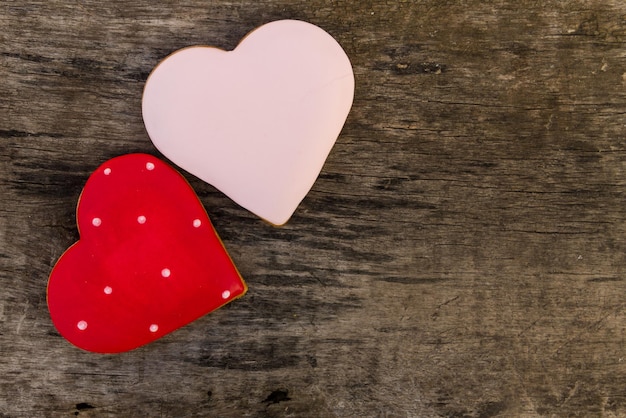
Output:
1,1,626,416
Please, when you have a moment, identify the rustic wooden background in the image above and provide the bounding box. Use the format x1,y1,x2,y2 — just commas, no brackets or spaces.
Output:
1,1,625,416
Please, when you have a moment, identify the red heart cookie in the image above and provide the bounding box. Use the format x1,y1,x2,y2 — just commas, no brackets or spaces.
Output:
47,154,246,353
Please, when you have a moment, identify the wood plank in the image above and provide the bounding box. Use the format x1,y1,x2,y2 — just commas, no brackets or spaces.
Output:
1,1,625,416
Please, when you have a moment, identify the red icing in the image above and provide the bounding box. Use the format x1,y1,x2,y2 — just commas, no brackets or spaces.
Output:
47,154,246,353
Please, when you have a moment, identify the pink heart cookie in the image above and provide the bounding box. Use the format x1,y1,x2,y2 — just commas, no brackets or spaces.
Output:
47,154,247,353
142,20,354,225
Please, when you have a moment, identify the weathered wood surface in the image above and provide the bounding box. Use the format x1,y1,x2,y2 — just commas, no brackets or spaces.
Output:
1,1,626,416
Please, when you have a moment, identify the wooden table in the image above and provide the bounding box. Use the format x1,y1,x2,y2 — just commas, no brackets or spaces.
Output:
1,1,625,416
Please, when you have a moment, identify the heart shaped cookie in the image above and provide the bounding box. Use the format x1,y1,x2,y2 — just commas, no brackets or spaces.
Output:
47,154,246,353
142,19,354,225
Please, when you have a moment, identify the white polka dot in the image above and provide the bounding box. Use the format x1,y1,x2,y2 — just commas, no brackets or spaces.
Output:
103,168,111,175
77,320,88,330
104,286,112,295
221,290,231,299
149,324,159,332
92,217,102,227
146,162,155,171
193,219,202,228
137,215,146,224
161,268,171,278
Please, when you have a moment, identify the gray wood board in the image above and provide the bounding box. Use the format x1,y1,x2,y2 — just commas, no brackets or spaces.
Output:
1,1,625,416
